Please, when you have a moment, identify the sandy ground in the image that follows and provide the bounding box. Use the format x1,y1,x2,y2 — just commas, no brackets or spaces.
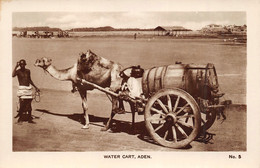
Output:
12,88,246,151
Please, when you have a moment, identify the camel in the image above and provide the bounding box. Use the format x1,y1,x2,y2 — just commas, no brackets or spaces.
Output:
34,50,130,131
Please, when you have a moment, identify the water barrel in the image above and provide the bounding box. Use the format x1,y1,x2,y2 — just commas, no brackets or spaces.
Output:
142,64,215,98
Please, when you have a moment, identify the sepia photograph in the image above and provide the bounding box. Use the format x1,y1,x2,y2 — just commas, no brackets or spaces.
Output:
1,0,260,168
11,11,246,151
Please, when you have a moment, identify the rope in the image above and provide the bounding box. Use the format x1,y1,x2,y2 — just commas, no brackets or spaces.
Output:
33,90,44,118
34,91,41,102
106,93,113,103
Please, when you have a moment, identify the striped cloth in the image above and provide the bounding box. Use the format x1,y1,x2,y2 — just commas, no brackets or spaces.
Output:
17,85,33,99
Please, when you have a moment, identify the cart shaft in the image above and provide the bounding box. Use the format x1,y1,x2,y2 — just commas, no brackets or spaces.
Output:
77,77,119,97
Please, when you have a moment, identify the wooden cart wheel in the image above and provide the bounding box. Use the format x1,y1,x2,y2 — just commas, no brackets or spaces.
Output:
145,88,201,148
200,110,216,131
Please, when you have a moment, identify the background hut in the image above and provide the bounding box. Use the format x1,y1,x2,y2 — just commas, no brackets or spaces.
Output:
154,26,192,36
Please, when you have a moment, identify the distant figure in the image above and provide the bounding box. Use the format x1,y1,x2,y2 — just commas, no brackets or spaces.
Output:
134,33,137,40
12,59,40,124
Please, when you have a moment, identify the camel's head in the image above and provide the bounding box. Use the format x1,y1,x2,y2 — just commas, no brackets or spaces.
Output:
77,50,98,73
34,57,52,69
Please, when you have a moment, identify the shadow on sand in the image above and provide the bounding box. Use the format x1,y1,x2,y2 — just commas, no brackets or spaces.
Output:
35,109,108,126
35,108,215,148
35,108,144,135
195,131,216,144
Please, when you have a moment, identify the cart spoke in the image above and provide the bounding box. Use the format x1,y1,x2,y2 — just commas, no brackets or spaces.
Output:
167,95,172,112
177,120,194,129
151,107,166,116
156,99,169,114
164,130,169,140
146,115,165,123
173,96,180,112
185,116,189,123
154,124,164,132
201,117,206,124
176,114,194,119
175,103,190,115
175,123,188,138
172,126,177,142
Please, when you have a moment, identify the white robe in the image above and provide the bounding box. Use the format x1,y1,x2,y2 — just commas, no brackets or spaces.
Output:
17,85,33,99
126,77,143,98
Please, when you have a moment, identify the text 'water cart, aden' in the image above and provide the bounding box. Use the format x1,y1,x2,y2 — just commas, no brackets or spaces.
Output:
78,62,231,149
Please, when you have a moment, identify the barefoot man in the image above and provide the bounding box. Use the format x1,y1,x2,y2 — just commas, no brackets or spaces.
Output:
12,59,40,123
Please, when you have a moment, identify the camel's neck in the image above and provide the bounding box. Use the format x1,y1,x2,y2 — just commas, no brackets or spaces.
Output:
45,64,77,82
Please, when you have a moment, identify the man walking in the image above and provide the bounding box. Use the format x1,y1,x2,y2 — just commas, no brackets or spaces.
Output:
12,59,40,123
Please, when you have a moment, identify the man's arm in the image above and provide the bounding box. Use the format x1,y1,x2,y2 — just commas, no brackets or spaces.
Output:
28,70,40,92
12,62,19,77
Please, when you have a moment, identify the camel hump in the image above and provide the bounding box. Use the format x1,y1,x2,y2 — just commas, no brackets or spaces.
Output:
86,50,94,57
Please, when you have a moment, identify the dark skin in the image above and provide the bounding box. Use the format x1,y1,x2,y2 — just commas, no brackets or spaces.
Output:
13,61,40,123
12,62,40,92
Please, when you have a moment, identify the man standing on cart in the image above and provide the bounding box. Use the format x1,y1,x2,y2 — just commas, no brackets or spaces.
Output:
12,59,40,123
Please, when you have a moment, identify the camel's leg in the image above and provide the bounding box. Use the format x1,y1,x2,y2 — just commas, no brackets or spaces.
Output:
101,96,118,131
78,88,89,129
71,82,77,93
129,102,136,133
118,99,125,112
82,100,90,129
101,64,122,131
101,111,116,131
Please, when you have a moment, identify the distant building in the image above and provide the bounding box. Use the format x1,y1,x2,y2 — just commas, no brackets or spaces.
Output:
26,31,36,38
200,24,247,34
57,31,69,37
154,26,192,36
205,24,222,28
200,24,228,34
12,27,67,38
12,31,20,37
225,24,247,33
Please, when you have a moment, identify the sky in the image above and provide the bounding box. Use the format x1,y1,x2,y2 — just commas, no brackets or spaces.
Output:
12,12,246,30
